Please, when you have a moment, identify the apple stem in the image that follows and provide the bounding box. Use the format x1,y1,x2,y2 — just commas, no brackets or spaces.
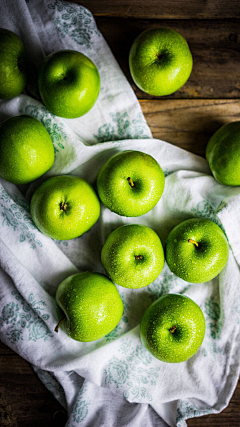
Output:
60,202,67,212
127,177,134,187
156,52,163,60
54,316,66,333
135,255,143,260
169,325,177,334
188,239,199,247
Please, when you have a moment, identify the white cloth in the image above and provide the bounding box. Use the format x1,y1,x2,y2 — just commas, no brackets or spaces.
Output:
0,1,240,426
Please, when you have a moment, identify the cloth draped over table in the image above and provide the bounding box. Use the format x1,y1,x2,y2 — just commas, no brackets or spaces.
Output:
0,1,240,426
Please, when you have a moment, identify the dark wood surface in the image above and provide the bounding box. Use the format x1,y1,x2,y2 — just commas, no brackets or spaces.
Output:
96,18,240,99
0,341,68,427
76,0,240,19
1,1,240,426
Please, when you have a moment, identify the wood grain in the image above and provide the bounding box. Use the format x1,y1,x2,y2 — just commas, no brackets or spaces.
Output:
0,342,68,427
141,99,240,155
95,17,240,99
72,0,240,19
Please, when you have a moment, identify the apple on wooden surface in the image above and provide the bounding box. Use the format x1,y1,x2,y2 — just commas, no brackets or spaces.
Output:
0,115,54,184
101,224,165,289
129,28,193,96
55,272,124,342
38,50,101,118
97,150,165,217
30,175,100,240
165,218,229,283
206,121,240,186
140,293,205,363
0,28,27,99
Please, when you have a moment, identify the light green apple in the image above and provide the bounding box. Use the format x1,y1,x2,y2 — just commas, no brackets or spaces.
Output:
101,224,165,289
0,28,27,99
165,218,229,283
30,175,100,240
0,115,54,184
140,293,205,363
129,28,193,96
38,50,101,118
55,272,124,342
206,121,240,186
97,150,165,217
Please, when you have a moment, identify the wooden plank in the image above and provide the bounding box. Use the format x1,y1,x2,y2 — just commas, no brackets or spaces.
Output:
141,99,240,156
72,1,240,19
0,350,68,427
95,17,240,99
0,341,16,355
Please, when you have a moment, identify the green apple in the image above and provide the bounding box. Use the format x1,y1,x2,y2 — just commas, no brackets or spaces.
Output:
55,272,124,342
129,28,193,96
101,224,164,289
0,28,27,99
30,175,100,240
97,150,165,217
140,293,205,363
206,121,240,186
0,115,54,184
165,218,229,283
38,50,100,118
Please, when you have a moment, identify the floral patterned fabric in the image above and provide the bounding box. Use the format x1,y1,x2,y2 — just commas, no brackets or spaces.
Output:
0,2,240,427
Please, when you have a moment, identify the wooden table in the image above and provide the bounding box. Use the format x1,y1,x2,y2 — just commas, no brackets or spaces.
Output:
1,1,240,426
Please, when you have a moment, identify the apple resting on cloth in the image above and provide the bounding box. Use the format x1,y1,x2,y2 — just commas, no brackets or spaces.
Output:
97,150,165,217
101,224,165,289
206,121,240,186
0,28,27,99
0,115,54,184
165,218,229,283
140,293,205,363
38,50,101,118
129,28,193,96
30,175,100,240
55,272,124,342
